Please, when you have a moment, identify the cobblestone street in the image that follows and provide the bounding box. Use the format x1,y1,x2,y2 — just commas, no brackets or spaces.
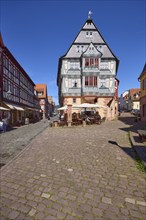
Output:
0,119,50,166
0,115,146,219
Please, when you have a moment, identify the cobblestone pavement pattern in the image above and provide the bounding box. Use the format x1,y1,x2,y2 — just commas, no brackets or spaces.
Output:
0,119,50,166
0,116,146,219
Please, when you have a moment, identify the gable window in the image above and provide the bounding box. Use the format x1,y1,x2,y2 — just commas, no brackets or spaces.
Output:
86,32,89,37
76,45,80,53
85,76,97,87
81,45,84,52
85,58,99,68
37,91,44,96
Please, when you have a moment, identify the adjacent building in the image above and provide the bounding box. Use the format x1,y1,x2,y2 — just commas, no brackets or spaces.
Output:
128,88,140,111
138,63,146,122
119,91,129,111
57,12,119,120
47,96,55,117
0,34,40,125
119,89,140,112
35,84,49,119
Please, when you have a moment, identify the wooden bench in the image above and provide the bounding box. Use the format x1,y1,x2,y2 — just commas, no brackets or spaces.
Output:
137,130,146,142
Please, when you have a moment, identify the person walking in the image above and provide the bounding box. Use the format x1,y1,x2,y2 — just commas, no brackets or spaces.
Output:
0,117,6,132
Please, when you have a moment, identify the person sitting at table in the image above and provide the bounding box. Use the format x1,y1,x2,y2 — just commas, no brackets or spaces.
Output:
95,112,101,124
85,115,91,124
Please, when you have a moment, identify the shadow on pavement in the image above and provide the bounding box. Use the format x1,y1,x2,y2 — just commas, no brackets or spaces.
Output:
108,140,135,159
118,114,146,132
118,115,136,126
108,140,146,169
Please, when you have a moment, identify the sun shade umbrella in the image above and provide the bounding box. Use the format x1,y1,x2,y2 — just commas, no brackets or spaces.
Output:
57,105,68,111
73,103,106,108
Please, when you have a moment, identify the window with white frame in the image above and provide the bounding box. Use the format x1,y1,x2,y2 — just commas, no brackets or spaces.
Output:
72,79,78,88
100,79,106,87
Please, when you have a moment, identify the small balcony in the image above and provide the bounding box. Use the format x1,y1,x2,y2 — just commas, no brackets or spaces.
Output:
62,87,81,96
82,87,98,93
82,86,114,96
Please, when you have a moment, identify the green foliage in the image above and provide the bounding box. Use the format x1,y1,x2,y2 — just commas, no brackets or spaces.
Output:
135,156,146,173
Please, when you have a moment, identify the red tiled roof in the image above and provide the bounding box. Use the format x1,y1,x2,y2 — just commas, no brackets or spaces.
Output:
35,84,47,99
129,88,140,100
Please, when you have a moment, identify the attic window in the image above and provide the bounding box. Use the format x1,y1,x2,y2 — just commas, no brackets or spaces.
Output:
76,45,80,53
37,91,44,96
81,45,84,52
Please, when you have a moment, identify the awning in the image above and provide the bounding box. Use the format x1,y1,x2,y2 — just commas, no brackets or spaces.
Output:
73,103,106,108
25,107,40,112
0,107,10,111
13,106,25,111
4,103,15,109
57,105,68,111
4,103,25,111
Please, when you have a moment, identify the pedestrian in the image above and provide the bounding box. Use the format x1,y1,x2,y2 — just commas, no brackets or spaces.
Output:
0,117,6,132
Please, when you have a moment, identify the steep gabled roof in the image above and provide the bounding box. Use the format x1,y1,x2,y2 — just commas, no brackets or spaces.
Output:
57,16,120,85
129,88,141,101
138,63,146,80
35,84,47,99
0,33,5,48
1,33,35,86
64,19,119,64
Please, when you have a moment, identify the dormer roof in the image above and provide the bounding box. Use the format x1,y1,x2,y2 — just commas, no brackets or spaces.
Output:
63,18,119,66
82,42,102,57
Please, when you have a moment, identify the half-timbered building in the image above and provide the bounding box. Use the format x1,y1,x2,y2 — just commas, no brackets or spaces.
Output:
57,12,119,119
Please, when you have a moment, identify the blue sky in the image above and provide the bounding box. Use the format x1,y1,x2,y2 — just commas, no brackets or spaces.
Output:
0,0,145,105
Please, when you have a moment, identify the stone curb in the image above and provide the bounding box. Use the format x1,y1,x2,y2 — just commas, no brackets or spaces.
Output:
129,131,146,167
